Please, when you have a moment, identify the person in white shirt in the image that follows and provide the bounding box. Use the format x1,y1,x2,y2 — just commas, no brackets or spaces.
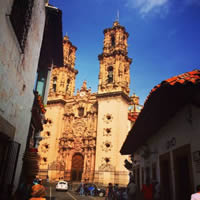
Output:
191,185,200,200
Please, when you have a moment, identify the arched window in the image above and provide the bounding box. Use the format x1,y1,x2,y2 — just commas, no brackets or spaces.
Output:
66,79,70,91
111,35,115,47
78,107,84,117
108,66,113,83
69,49,72,57
53,77,57,92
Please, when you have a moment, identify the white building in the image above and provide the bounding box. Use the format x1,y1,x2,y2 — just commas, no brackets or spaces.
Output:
121,69,200,200
0,0,47,198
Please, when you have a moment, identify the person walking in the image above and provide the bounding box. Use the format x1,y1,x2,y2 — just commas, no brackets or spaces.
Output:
29,178,46,200
141,177,153,200
153,181,160,200
113,184,120,200
191,185,200,200
79,182,85,196
46,175,49,184
105,183,114,200
127,176,137,200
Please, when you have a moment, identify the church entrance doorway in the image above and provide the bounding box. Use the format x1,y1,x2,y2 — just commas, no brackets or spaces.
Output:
71,153,84,181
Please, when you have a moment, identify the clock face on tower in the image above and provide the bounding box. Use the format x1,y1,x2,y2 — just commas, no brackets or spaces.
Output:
80,91,86,97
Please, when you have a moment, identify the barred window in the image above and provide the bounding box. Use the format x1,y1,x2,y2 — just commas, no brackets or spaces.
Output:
10,0,34,53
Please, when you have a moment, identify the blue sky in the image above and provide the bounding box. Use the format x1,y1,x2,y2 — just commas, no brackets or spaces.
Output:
50,0,200,105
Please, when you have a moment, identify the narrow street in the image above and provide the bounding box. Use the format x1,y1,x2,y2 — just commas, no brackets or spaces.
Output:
45,183,103,200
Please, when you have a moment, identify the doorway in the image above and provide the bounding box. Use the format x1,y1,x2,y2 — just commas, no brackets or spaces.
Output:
159,152,173,200
71,153,84,181
173,144,194,200
136,166,140,190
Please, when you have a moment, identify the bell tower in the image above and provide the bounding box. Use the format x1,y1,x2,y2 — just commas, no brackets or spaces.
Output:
98,21,132,96
95,21,132,186
49,35,78,98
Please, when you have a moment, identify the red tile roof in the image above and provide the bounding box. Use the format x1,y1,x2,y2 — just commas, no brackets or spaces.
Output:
120,69,200,155
145,69,200,103
128,112,139,122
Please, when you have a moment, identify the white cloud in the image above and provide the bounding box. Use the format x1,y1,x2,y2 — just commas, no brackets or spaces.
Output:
125,0,169,16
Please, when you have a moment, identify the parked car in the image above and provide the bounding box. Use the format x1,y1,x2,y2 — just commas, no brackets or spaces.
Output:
56,180,68,191
76,183,106,197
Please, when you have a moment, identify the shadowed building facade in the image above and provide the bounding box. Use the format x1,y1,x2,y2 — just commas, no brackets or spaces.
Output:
38,21,141,185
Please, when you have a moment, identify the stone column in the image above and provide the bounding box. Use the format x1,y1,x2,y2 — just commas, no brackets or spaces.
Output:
82,149,87,182
91,148,95,182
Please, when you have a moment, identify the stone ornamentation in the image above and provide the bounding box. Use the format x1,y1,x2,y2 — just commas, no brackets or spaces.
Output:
101,141,113,152
103,113,113,124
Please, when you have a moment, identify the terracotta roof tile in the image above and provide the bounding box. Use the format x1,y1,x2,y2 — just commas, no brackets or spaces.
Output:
120,69,200,155
145,69,200,103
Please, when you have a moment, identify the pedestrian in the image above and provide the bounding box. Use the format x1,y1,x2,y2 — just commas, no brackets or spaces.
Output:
127,176,137,200
29,178,46,200
79,182,85,196
105,183,114,200
113,184,120,200
141,177,153,200
153,180,160,200
46,175,49,183
89,185,95,196
191,185,200,200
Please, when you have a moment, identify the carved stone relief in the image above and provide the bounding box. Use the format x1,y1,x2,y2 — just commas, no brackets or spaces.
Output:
102,113,113,124
40,157,48,166
101,140,113,152
40,143,49,154
103,128,112,136
74,137,83,152
49,160,65,171
99,163,114,172
72,119,86,137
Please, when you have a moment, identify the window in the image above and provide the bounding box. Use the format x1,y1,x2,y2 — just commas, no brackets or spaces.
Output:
10,0,34,53
53,77,57,92
106,115,111,120
78,107,84,117
69,49,72,57
108,66,113,83
66,79,70,91
105,157,110,163
46,131,50,137
111,35,115,47
105,143,110,148
106,128,111,134
35,70,48,99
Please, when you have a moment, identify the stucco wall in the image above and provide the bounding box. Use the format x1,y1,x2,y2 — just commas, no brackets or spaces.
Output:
134,104,200,199
0,0,46,190
95,95,129,185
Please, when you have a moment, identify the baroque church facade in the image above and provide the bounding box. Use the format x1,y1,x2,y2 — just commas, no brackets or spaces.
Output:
38,21,141,185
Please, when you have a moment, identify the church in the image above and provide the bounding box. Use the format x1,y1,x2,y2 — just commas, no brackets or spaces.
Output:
38,21,141,186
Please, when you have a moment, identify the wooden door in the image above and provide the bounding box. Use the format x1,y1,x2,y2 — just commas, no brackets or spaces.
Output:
71,153,84,181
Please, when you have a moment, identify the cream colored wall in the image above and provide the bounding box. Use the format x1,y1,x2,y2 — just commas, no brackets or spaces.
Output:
0,0,46,190
95,95,129,185
39,103,64,176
